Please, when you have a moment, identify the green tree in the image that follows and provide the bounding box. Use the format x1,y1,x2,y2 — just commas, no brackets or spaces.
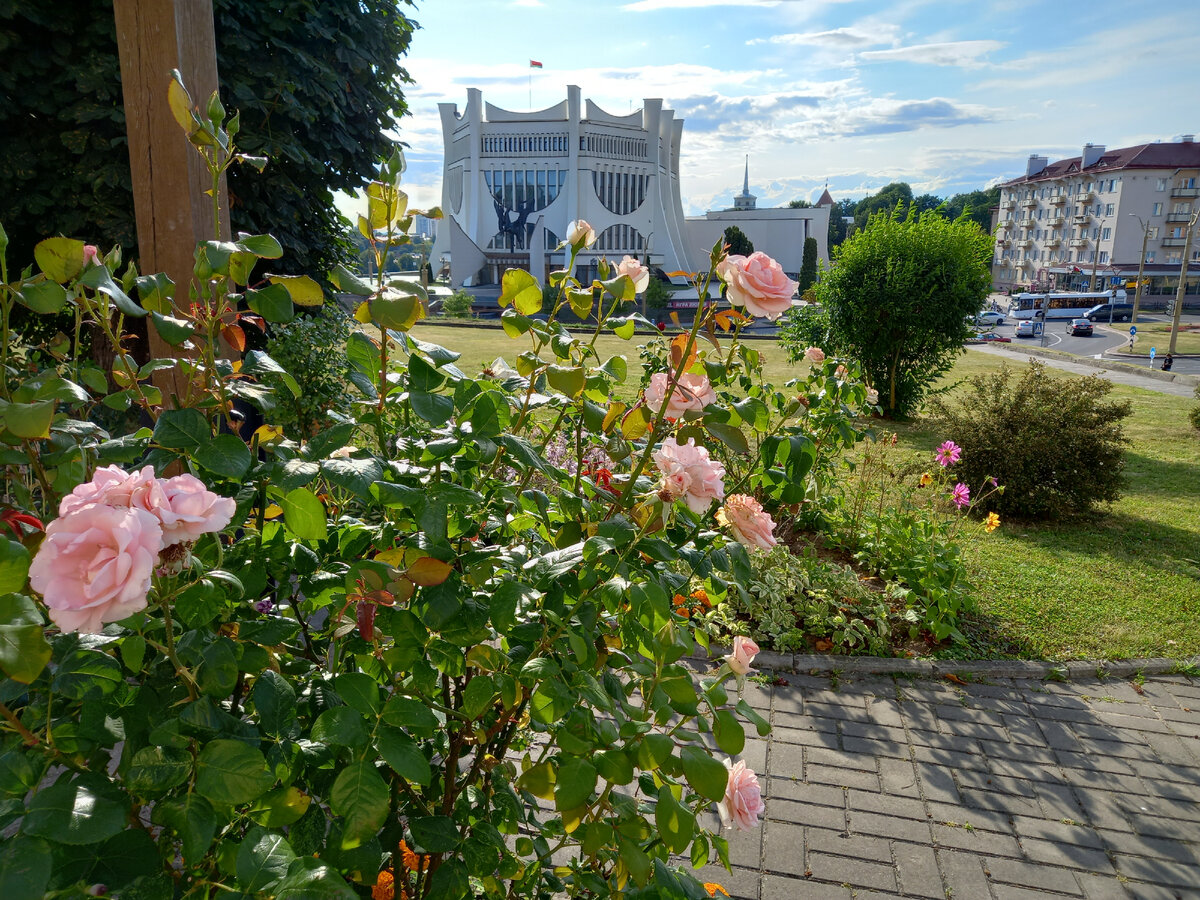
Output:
829,198,854,249
944,186,1001,232
0,0,416,276
722,225,754,256
818,207,993,416
798,236,818,293
853,182,913,231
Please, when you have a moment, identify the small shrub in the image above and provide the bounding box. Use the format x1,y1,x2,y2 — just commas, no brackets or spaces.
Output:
1190,383,1200,432
265,303,352,438
439,288,474,318
779,302,836,358
930,361,1132,518
644,276,670,313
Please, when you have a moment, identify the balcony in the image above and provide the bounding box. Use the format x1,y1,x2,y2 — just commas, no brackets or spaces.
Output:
1072,214,1092,226
1170,187,1199,198
1166,212,1193,223
1047,216,1066,226
1016,239,1033,249
1070,238,1090,248
1076,190,1094,202
1048,194,1066,205
1045,238,1062,248
1161,237,1188,247
1000,199,1017,210
995,238,1010,247
1020,198,1038,208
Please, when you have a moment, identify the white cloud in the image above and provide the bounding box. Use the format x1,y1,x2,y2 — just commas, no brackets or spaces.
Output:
859,39,1005,67
749,25,900,48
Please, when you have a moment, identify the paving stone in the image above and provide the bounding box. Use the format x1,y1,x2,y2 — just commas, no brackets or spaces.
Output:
741,740,767,773
847,809,933,843
911,743,991,772
937,848,992,898
768,742,804,778
959,786,1044,819
691,865,760,900
806,746,880,772
978,739,1058,765
1074,737,1161,763
1071,789,1135,831
1002,714,1052,746
845,788,927,821
879,757,921,796
766,797,846,830
1034,781,1088,821
1018,837,1116,873
764,776,844,808
932,823,1022,857
1054,749,1136,775
984,856,1084,893
759,874,851,899
1038,719,1087,752
841,735,910,759
805,826,893,863
806,763,880,792
987,756,1067,784
938,719,1011,743
1142,730,1200,767
1073,872,1136,900
1102,826,1200,863
913,761,964,805
760,823,805,875
804,851,897,893
936,703,1008,729
770,725,840,748
892,841,943,898
1109,854,1200,890
1012,815,1106,849
725,819,765,869
1092,712,1175,735
805,701,876,723
956,768,1037,798
926,802,1014,835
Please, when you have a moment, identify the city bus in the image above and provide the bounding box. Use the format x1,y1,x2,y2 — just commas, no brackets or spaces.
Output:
1010,290,1126,320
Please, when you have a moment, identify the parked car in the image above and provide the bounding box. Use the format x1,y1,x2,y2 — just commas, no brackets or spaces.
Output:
1085,302,1135,322
976,331,1011,343
1015,320,1043,338
973,311,1006,327
1067,318,1093,336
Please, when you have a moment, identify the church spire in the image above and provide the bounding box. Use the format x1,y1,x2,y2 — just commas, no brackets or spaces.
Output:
743,155,750,195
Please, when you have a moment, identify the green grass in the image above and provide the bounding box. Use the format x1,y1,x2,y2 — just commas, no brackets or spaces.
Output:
1127,321,1200,356
410,325,1200,661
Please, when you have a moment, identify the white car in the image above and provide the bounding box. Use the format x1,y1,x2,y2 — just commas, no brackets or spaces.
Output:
973,311,1006,327
1015,320,1043,338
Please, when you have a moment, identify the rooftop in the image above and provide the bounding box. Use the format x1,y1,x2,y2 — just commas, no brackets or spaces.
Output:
1001,139,1200,187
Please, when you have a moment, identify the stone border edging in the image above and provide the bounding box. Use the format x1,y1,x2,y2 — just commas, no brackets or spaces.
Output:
694,645,1191,681
983,342,1200,386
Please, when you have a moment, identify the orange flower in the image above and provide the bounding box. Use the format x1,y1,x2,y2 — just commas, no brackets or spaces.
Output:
985,512,1001,533
690,589,711,609
918,472,933,488
672,593,687,607
704,884,730,898
398,840,420,871
372,870,395,900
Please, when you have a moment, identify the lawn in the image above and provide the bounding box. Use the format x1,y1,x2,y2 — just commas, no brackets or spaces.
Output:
1127,321,1200,355
410,324,1200,661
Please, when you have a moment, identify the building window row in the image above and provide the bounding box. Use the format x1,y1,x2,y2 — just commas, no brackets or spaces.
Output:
592,170,647,215
581,134,647,158
484,168,568,212
594,223,646,253
486,226,561,252
482,134,568,155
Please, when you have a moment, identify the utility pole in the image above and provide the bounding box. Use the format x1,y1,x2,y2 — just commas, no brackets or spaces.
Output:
1128,214,1150,324
1167,207,1199,356
1089,217,1105,292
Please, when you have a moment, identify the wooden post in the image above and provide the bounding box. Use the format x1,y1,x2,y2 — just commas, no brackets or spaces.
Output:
113,0,230,399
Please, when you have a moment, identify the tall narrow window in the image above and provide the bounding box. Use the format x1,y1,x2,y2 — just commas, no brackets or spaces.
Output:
537,169,546,208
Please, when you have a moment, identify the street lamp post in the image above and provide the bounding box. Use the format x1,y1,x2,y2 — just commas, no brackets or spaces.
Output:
1168,207,1199,356
1128,213,1151,325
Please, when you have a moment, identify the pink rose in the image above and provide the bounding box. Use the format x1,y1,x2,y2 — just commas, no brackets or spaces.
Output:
60,465,165,517
154,474,236,547
718,495,777,551
719,252,798,321
616,255,650,293
566,219,596,249
653,437,725,513
29,504,164,633
718,759,766,832
835,365,848,379
724,634,760,676
866,388,879,405
82,245,101,267
645,372,716,419
804,346,825,364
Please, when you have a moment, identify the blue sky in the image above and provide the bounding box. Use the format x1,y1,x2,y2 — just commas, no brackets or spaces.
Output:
379,0,1200,216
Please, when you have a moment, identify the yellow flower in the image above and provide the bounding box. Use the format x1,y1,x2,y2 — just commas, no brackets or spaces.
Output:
704,885,730,898
372,871,394,900
918,472,933,488
985,512,1001,533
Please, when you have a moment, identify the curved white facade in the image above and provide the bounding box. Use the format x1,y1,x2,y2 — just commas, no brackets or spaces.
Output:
432,86,693,287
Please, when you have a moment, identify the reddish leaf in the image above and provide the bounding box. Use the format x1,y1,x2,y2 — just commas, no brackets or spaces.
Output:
669,334,697,371
221,323,247,353
356,601,376,641
943,673,968,686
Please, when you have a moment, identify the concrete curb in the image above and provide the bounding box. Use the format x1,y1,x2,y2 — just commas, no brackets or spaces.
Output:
984,342,1200,386
694,645,1193,681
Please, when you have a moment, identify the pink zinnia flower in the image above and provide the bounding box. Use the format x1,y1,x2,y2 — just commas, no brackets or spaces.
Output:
951,483,970,509
653,437,725,514
718,759,766,831
935,441,962,467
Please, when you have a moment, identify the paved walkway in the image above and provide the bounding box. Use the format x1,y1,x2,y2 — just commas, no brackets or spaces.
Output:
968,345,1197,398
692,671,1200,899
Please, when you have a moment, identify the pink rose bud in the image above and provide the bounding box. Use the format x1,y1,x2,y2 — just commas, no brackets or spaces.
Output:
82,245,101,267
804,346,825,364
616,255,651,293
725,634,760,676
718,494,777,551
653,437,725,514
565,219,596,249
645,372,716,419
29,504,164,634
719,251,798,321
718,759,766,831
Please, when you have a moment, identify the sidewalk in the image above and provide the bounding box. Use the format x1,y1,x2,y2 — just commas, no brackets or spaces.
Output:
968,345,1198,399
692,670,1200,899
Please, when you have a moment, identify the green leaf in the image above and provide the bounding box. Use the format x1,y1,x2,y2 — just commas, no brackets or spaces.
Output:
498,268,542,314
655,786,696,854
612,317,636,340
279,487,327,542
681,746,729,801
134,272,175,313
237,233,284,259
426,858,469,900
15,279,68,314
381,695,439,737
153,795,216,865
93,828,159,889
23,777,128,844
268,273,323,307
4,400,55,439
334,672,382,717
705,421,750,454
196,639,239,697
594,749,634,786
0,836,51,899
410,390,454,426
149,311,194,346
375,728,432,786
127,746,191,795
248,786,312,828
245,284,294,323
461,675,495,719
311,707,368,748
329,264,374,296
546,365,585,399
252,670,296,736
193,433,252,479
79,265,146,317
0,611,52,684
713,709,746,756
466,390,511,439
600,355,628,382
328,761,389,849
637,733,674,771
195,739,274,806
410,815,459,853
153,408,211,450
370,292,424,331
52,649,122,699
0,542,31,594
237,830,296,894
273,858,356,899
34,237,84,283
554,757,597,811
408,353,446,392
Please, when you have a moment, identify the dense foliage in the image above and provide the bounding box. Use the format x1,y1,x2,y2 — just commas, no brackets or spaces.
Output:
1191,383,1200,432
797,237,818,294
721,226,753,257
265,304,354,439
930,362,1132,518
0,0,416,276
811,207,993,416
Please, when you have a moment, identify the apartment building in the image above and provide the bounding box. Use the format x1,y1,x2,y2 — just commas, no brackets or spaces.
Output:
992,138,1200,305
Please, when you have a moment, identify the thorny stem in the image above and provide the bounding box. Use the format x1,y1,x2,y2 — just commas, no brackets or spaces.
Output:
156,596,198,701
0,700,39,746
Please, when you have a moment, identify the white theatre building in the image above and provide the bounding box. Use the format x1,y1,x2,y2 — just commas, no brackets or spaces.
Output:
431,86,829,288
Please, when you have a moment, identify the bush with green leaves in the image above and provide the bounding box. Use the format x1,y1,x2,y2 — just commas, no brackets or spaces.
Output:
266,303,353,438
797,236,818,294
930,361,1132,519
778,303,835,358
438,289,475,318
817,206,992,416
1190,383,1200,432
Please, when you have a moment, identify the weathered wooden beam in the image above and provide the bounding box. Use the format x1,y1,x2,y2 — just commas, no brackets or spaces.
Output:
113,0,230,400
